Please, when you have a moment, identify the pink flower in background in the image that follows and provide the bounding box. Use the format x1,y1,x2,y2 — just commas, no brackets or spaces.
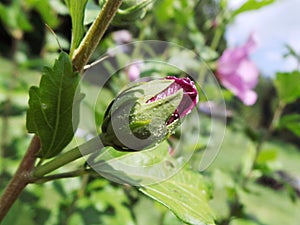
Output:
216,33,259,105
112,30,132,44
127,63,141,81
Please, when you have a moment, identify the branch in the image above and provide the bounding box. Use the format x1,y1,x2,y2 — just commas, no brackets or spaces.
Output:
32,136,102,178
0,135,40,222
34,169,98,183
72,0,123,72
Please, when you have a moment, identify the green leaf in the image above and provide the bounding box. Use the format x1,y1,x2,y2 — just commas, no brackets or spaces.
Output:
0,0,32,37
232,0,275,18
25,0,59,28
89,184,135,225
64,0,88,57
256,148,278,164
238,181,300,225
140,170,215,225
112,0,155,26
229,218,260,225
274,71,300,104
278,114,300,137
26,52,84,159
84,0,102,25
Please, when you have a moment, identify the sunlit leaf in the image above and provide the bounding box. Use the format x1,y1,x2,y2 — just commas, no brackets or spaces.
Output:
229,218,261,225
232,0,275,18
238,182,300,225
274,71,300,104
140,170,215,225
84,0,101,25
89,185,135,225
26,52,84,159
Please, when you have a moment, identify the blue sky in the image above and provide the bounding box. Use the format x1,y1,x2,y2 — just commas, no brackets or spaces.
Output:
226,0,300,77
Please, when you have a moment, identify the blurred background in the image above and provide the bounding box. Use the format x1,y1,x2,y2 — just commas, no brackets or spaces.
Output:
0,0,300,224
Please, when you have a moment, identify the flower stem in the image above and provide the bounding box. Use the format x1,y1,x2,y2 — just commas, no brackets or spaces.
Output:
72,0,123,72
210,26,224,52
34,169,97,183
253,101,285,165
32,136,103,178
243,101,286,185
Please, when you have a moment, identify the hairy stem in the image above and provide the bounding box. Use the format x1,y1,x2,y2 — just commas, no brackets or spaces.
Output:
72,0,123,72
32,136,105,178
0,135,40,222
34,169,97,183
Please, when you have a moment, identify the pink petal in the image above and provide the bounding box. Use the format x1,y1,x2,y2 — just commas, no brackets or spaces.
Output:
219,72,245,96
216,33,259,106
146,76,198,124
236,60,259,89
237,90,258,106
127,64,140,81
244,32,259,53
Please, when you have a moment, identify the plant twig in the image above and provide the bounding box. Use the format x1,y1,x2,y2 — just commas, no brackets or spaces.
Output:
253,101,285,166
32,135,105,178
72,0,123,72
242,100,286,186
0,135,40,222
34,169,97,183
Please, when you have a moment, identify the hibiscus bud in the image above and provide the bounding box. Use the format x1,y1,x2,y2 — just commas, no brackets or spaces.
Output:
101,76,198,151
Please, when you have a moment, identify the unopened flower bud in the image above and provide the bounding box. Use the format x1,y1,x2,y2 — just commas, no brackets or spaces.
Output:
101,76,198,151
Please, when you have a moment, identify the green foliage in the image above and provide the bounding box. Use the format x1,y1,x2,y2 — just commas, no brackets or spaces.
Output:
279,114,300,137
112,0,156,25
86,180,135,225
85,0,156,26
232,0,275,18
64,0,88,57
26,52,84,158
208,128,300,225
0,0,59,39
24,0,59,28
0,0,32,37
84,0,102,26
1,0,300,225
274,71,300,104
140,170,215,225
